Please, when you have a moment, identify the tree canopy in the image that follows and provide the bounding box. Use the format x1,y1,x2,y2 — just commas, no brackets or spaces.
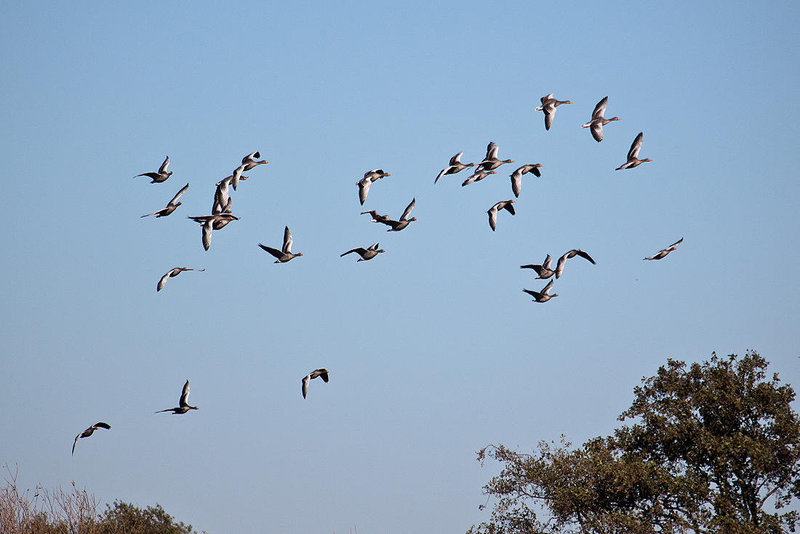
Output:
470,352,800,533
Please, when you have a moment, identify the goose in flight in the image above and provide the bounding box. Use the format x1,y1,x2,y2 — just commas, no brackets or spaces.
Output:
581,96,620,142
157,267,205,292
371,198,417,232
341,242,385,261
188,213,239,251
357,169,391,205
134,156,172,183
72,422,111,455
555,249,595,279
521,254,555,279
523,279,559,302
141,183,189,218
535,94,572,130
302,368,329,399
462,169,496,187
156,380,198,415
644,237,683,260
477,142,514,172
616,132,652,170
241,151,269,171
435,152,475,184
360,209,391,223
487,200,515,231
258,226,303,263
510,164,542,198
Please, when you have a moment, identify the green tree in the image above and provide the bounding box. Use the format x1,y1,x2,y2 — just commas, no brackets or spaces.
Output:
470,352,800,534
98,501,198,534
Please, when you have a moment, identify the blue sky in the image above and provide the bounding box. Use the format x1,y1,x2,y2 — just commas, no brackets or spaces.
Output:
2,1,799,532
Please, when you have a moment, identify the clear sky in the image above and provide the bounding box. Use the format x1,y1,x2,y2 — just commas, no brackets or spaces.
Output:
1,1,799,532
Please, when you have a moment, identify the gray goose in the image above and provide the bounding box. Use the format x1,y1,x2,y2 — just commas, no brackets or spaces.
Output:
360,209,391,223
644,237,683,260
521,254,555,279
302,368,329,399
134,156,172,183
141,183,189,218
523,279,558,302
535,94,572,130
341,242,385,261
188,213,239,251
72,422,111,455
157,267,205,292
373,198,417,232
487,200,515,231
477,142,514,172
581,96,620,142
357,169,391,205
241,151,268,171
555,249,596,279
510,164,542,198
156,380,198,415
616,132,652,170
258,226,303,263
462,169,496,187
435,152,475,184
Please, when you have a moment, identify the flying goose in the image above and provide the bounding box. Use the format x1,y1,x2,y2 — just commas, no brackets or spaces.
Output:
72,422,111,455
435,152,475,184
372,198,417,232
258,226,303,263
644,237,683,260
510,164,543,198
555,249,596,279
340,242,385,261
156,380,198,415
477,142,514,172
581,96,620,142
134,156,172,183
535,94,572,130
462,169,496,187
241,151,269,171
523,279,559,302
521,254,555,279
188,213,239,251
141,183,189,218
487,200,515,231
302,368,329,399
616,132,652,170
157,267,205,292
357,169,391,205
360,209,391,223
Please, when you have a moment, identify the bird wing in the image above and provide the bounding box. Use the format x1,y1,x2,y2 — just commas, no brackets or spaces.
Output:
542,279,555,295
141,209,162,218
486,142,499,161
158,156,170,174
157,272,171,292
169,183,190,205
179,380,190,408
259,243,283,259
94,422,111,430
302,375,310,399
555,255,567,279
434,168,446,184
317,370,329,382
523,288,542,299
488,208,497,231
503,202,515,215
544,107,555,130
242,151,258,164
202,220,213,251
573,249,596,264
400,198,416,221
627,132,644,160
283,226,293,253
669,237,684,248
590,122,604,142
531,165,541,177
592,96,608,120
449,152,463,166
368,242,380,251
511,173,521,198
341,248,366,257
543,254,552,269
72,433,80,455
358,179,371,205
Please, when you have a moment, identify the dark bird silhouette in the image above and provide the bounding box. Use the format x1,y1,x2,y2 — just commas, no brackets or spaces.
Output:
134,156,172,183
157,267,204,292
616,132,652,170
523,279,559,303
341,242,385,261
141,183,189,218
644,238,683,260
302,368,329,399
258,226,303,263
156,380,199,414
581,96,620,142
72,422,111,455
435,152,475,184
535,94,572,130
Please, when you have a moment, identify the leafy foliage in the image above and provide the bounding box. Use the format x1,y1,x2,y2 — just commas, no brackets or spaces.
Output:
471,352,800,534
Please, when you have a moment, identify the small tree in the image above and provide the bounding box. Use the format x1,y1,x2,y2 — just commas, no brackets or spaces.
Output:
471,352,800,533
